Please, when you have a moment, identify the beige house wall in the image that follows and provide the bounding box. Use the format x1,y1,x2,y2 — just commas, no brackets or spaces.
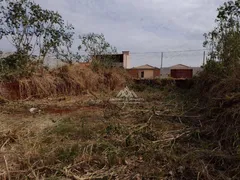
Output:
138,70,154,79
123,51,130,69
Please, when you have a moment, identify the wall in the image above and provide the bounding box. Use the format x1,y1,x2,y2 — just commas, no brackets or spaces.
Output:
139,70,154,79
128,69,160,79
161,67,202,78
123,51,130,69
89,51,130,69
171,69,193,79
127,69,138,79
153,69,160,78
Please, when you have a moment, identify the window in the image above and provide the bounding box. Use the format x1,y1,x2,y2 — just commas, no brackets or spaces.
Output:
141,71,144,78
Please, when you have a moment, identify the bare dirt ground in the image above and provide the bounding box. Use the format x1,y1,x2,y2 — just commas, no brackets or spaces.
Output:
0,89,233,179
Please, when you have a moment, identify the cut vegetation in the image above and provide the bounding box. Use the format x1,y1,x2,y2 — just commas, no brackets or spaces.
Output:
0,0,240,179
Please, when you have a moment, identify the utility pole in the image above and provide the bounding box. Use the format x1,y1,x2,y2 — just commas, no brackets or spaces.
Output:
203,51,206,66
161,52,163,69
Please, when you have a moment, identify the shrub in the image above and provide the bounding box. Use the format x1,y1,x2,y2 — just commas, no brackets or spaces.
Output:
0,51,36,80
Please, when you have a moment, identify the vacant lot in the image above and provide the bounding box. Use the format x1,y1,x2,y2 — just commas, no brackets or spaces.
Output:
0,87,239,180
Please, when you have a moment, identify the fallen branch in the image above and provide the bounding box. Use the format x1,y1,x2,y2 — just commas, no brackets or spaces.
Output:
20,95,33,102
3,155,10,180
152,131,191,144
147,114,154,124
87,90,98,99
31,166,82,180
125,109,201,119
155,111,201,118
1,138,10,151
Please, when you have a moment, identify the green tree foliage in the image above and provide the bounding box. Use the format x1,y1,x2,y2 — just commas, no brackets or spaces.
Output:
78,33,118,70
79,33,117,60
54,24,81,65
0,0,118,75
0,51,36,80
79,33,117,56
203,0,240,75
0,0,75,69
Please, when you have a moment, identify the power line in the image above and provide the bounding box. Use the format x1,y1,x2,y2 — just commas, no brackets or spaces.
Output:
130,49,208,54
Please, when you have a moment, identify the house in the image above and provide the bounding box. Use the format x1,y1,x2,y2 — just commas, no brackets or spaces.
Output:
170,64,193,79
128,64,160,79
160,65,202,78
93,51,130,69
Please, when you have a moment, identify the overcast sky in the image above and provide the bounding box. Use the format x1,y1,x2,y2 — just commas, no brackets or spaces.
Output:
0,0,225,67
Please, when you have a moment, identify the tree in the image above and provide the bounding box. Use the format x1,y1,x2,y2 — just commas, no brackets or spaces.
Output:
54,24,81,65
203,0,240,73
79,33,117,62
0,0,74,65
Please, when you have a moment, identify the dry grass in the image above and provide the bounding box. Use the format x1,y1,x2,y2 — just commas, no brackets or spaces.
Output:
194,69,240,153
0,64,130,100
0,87,239,179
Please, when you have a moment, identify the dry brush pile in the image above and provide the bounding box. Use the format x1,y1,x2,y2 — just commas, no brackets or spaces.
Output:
0,64,130,100
194,68,240,150
189,66,240,179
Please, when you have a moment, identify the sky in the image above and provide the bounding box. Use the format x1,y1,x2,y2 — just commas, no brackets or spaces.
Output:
0,0,225,67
